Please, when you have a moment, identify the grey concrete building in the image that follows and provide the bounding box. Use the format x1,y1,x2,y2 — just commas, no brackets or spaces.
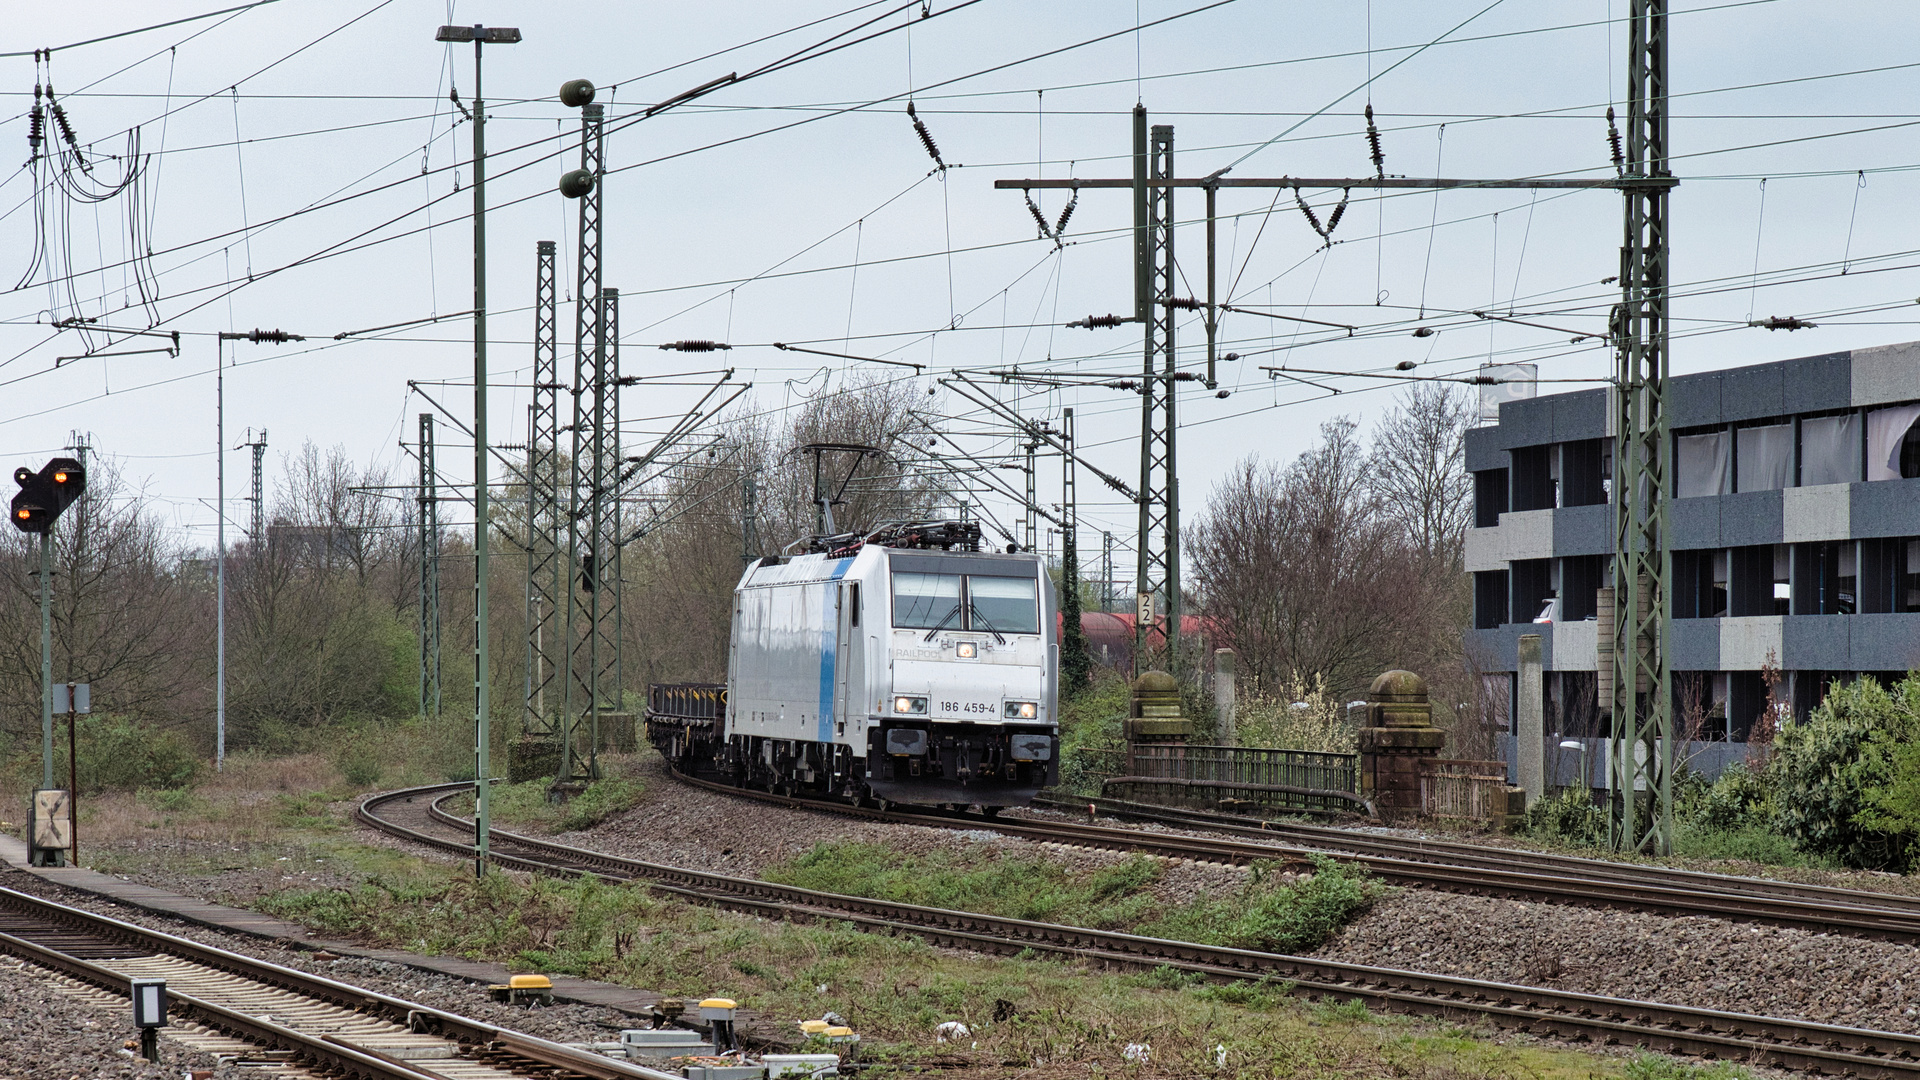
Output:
1465,341,1920,779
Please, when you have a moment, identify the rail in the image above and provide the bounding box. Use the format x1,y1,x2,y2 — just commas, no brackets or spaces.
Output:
0,883,679,1080
357,781,1920,1077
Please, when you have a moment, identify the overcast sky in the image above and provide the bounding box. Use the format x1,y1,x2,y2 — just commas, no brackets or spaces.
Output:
5,0,1920,570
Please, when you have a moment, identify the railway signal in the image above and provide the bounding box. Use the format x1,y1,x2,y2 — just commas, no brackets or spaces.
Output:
10,456,84,533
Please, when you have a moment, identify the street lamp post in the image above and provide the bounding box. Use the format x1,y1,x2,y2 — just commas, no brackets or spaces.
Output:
435,22,521,878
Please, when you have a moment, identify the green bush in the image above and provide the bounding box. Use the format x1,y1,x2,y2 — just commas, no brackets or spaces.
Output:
1770,675,1917,870
557,778,646,831
1525,787,1606,846
1853,672,1920,860
1688,761,1772,833
1143,855,1380,955
68,715,200,793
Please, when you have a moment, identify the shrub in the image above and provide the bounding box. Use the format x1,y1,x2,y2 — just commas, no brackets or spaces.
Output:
1526,786,1605,846
1689,762,1772,833
68,715,200,793
1770,676,1917,870
1233,674,1358,754
1852,672,1920,861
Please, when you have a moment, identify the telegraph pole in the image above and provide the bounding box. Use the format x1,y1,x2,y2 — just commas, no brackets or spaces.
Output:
435,20,521,877
1610,0,1674,855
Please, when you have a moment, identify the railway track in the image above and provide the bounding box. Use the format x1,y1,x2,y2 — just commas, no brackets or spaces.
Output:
0,883,679,1080
361,781,1920,1076
667,768,1920,946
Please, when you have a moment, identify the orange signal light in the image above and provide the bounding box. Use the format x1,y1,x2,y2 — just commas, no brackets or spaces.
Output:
52,472,67,483
14,509,28,520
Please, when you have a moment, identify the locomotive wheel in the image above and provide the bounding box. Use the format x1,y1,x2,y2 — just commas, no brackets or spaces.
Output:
981,806,1003,819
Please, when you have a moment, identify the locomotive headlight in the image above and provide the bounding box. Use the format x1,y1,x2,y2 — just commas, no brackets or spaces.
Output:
894,695,928,715
955,641,977,659
1004,700,1038,720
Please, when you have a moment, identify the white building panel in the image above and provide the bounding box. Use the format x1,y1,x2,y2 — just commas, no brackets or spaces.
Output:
1719,616,1784,670
1551,618,1599,671
1781,484,1850,544
1851,341,1920,407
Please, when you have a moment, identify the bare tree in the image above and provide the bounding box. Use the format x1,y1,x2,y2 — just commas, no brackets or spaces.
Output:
1366,382,1475,571
1187,419,1450,700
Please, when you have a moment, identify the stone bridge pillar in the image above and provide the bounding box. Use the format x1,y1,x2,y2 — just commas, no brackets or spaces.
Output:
1125,669,1193,774
1357,669,1445,819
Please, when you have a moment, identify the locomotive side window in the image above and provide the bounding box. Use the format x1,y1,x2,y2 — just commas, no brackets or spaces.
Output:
893,572,962,629
967,575,1039,634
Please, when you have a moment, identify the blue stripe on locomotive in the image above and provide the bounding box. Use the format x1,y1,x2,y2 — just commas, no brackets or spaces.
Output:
817,558,852,743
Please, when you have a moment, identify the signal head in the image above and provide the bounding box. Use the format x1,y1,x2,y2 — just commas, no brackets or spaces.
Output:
559,79,596,108
13,467,31,487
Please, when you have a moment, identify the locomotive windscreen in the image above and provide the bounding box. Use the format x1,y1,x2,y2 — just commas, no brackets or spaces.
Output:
888,553,1042,635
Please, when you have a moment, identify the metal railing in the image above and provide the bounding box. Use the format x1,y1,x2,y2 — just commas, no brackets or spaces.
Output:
1418,758,1510,822
1102,743,1363,815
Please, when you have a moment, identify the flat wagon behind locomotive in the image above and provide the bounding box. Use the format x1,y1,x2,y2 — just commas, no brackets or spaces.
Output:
646,522,1060,809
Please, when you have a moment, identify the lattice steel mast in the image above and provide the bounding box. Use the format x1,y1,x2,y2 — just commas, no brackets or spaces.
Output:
1137,114,1180,672
560,96,610,787
1610,0,1674,854
417,414,441,719
524,240,561,736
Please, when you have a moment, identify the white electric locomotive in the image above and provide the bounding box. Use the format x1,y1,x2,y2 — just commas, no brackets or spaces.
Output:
647,522,1060,808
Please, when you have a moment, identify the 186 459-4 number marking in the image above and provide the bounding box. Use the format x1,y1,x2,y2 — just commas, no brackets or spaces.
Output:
940,700,995,715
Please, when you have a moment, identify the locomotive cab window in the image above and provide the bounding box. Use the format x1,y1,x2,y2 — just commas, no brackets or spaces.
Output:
967,575,1039,634
892,572,962,629
891,568,1040,634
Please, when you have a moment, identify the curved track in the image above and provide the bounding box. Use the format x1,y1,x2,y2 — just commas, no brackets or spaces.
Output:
362,781,1920,1077
668,768,1920,944
0,883,678,1080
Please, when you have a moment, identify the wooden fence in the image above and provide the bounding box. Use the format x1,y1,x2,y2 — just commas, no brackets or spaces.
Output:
1417,758,1514,823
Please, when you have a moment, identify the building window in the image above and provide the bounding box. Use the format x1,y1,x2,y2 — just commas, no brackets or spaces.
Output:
1474,570,1509,630
1559,439,1606,506
1473,469,1509,528
1867,403,1920,481
1857,537,1916,614
1799,412,1859,486
1559,554,1603,620
1675,428,1730,497
1729,543,1788,616
1511,559,1553,624
1793,542,1856,615
1672,549,1727,619
1510,446,1555,511
1734,422,1792,492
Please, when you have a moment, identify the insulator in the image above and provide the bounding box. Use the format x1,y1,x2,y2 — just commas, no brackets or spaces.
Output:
1395,361,1417,371
1069,314,1126,329
1024,192,1051,238
1365,103,1385,179
1606,106,1624,173
1168,297,1202,311
247,328,300,343
1053,192,1078,236
1411,327,1435,338
27,102,43,152
1172,371,1198,381
913,117,944,167
1222,352,1239,362
50,99,77,149
660,339,730,352
1215,390,1230,399
1324,193,1348,235
1293,190,1324,237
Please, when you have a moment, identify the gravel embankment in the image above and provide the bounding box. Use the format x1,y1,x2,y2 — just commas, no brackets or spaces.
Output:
571,758,1920,1036
550,754,1254,903
0,862,639,1047
0,950,242,1079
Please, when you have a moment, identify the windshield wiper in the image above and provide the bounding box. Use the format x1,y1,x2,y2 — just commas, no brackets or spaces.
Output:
967,604,1008,645
923,604,964,641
